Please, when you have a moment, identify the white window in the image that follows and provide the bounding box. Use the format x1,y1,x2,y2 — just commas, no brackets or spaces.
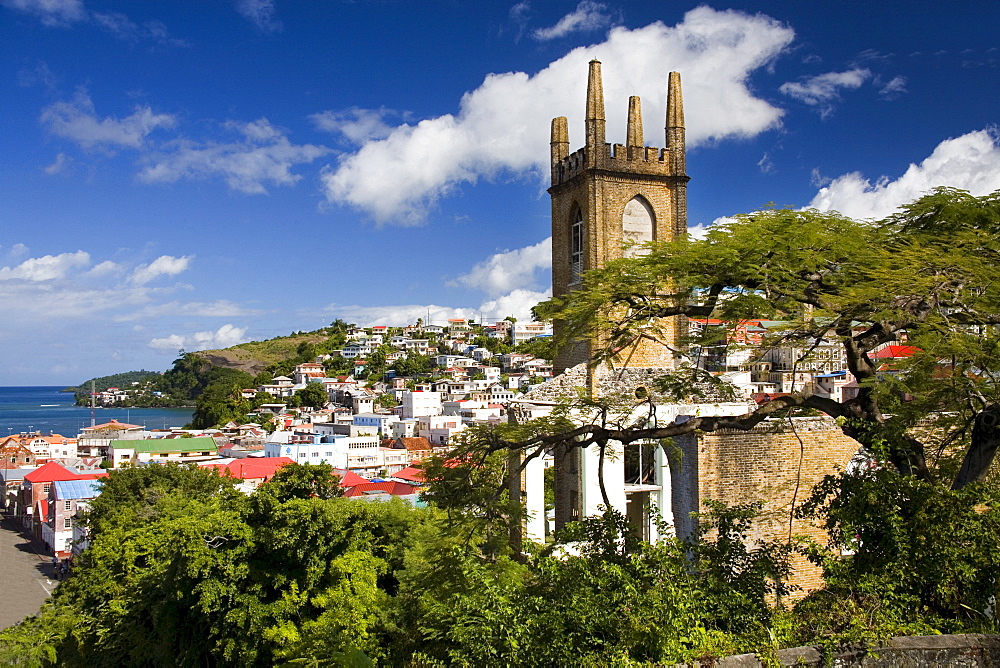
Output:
64,500,72,510
63,517,72,529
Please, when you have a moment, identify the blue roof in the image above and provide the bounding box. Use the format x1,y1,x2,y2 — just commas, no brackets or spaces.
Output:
53,479,103,500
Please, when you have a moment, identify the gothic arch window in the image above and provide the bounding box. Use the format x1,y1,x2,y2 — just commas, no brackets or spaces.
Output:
622,195,654,257
570,206,583,283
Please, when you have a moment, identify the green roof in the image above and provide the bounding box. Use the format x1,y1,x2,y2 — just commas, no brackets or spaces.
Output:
110,436,218,454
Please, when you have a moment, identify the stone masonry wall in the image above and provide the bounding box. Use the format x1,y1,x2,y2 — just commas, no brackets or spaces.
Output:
550,155,684,372
675,417,861,595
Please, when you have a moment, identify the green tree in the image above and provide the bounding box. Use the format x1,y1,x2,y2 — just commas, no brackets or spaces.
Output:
258,462,344,502
517,187,1000,644
391,353,433,377
535,188,1000,490
294,382,329,410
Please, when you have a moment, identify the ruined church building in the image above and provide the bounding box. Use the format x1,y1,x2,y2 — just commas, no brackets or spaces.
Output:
519,61,861,592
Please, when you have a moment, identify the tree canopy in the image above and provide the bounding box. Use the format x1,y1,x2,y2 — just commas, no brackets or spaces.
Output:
531,187,1000,490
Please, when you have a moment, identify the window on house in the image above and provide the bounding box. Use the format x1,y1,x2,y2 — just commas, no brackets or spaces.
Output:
64,500,72,510
570,210,583,284
43,484,51,493
64,517,72,529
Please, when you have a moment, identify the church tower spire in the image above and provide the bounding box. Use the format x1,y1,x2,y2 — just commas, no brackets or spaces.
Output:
626,95,644,156
584,59,606,154
549,64,689,373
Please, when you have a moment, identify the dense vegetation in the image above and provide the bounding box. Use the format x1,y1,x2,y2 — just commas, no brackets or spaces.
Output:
66,370,165,405
10,190,997,664
2,455,996,666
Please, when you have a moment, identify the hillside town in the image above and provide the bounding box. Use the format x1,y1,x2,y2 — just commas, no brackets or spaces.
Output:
0,314,919,563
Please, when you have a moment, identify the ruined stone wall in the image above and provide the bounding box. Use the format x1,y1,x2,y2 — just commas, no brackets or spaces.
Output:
674,417,861,595
705,634,1000,667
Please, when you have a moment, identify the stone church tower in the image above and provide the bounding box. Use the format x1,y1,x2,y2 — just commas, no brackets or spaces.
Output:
549,60,689,373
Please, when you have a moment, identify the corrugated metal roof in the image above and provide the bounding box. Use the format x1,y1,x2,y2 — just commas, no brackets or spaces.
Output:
110,436,218,454
53,478,103,500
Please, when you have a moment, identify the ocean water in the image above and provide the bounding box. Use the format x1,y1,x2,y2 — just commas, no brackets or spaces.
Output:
0,386,194,438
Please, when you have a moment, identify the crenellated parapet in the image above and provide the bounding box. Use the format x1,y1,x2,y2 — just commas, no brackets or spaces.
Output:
549,61,688,189
551,143,684,187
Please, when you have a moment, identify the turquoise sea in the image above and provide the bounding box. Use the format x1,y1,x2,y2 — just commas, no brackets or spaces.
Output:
0,386,194,438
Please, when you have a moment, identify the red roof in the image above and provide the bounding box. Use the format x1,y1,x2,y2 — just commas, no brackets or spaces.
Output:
331,468,369,487
212,457,294,480
343,481,419,497
871,345,921,359
752,392,790,405
81,419,143,431
24,461,87,483
391,466,426,483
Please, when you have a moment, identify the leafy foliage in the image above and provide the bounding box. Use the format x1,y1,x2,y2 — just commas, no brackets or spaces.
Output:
536,188,1000,487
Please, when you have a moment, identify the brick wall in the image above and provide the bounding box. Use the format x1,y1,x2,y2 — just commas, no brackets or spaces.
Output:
674,417,861,595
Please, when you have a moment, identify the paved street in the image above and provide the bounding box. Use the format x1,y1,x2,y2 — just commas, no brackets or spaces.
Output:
0,514,56,629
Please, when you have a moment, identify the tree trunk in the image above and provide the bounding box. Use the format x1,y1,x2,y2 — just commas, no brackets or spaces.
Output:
953,404,1000,490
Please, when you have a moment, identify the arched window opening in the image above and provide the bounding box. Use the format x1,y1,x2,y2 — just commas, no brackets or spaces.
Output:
622,196,654,257
570,208,584,283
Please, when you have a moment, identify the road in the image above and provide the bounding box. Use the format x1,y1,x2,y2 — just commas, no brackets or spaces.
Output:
0,514,56,629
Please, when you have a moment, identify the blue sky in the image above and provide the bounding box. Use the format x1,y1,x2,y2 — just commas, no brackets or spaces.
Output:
2,0,999,386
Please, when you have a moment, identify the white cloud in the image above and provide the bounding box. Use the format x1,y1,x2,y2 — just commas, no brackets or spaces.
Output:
235,0,281,32
311,107,405,145
477,288,550,321
320,7,794,224
323,286,550,329
129,255,192,285
687,221,715,240
1,0,85,26
148,324,250,353
86,260,121,277
43,152,70,174
0,250,90,281
879,75,907,99
451,237,551,296
40,88,176,150
90,12,187,45
757,153,775,174
91,11,138,37
808,129,1000,220
116,299,263,322
4,243,30,259
533,1,614,41
779,68,870,117
322,304,474,328
139,118,329,194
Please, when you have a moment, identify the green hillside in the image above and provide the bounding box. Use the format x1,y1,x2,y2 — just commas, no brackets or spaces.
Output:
193,330,332,375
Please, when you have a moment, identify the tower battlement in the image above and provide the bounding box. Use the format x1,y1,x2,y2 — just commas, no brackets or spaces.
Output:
548,60,688,373
551,143,682,187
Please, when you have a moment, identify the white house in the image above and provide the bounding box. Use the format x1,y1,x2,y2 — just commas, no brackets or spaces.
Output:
401,391,442,418
264,435,350,468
